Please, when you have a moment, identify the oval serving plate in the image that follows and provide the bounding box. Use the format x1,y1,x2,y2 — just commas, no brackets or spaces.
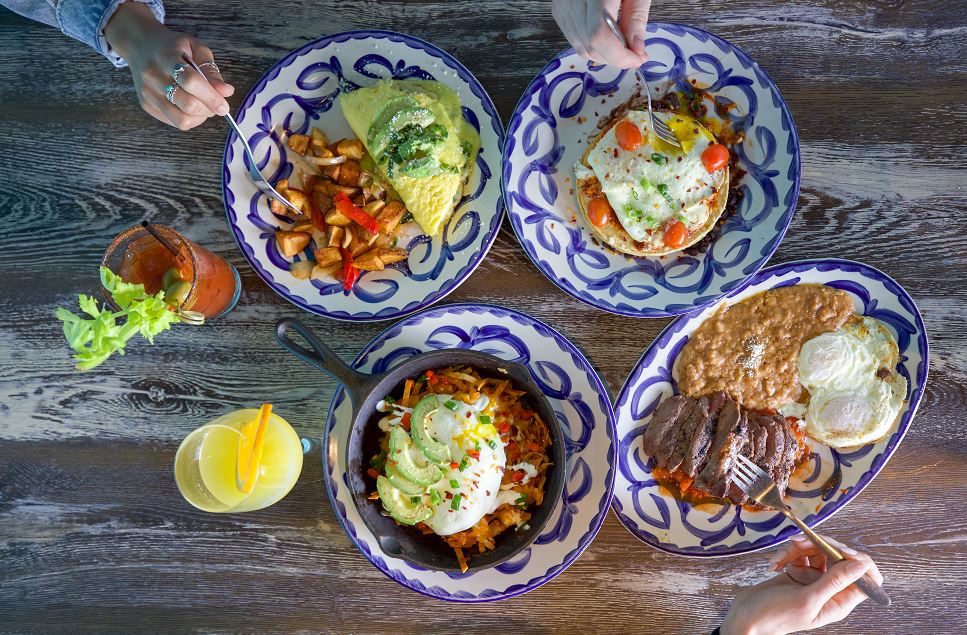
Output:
324,303,616,600
503,23,799,317
223,30,504,321
611,259,928,556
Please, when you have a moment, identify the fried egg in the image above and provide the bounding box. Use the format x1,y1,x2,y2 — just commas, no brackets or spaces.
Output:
420,395,505,535
797,317,907,447
581,110,728,248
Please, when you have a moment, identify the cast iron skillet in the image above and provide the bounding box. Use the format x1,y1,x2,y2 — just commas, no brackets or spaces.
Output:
275,317,567,572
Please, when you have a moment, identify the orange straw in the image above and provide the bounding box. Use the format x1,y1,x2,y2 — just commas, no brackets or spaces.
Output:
237,404,272,494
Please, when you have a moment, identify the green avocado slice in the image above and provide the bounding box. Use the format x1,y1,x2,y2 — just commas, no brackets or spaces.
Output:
371,107,435,160
376,475,433,525
410,395,451,464
385,460,425,495
388,426,443,486
367,96,419,145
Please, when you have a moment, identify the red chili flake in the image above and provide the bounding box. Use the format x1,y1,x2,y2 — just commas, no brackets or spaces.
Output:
511,470,526,483
485,490,491,496
612,149,619,158
445,491,453,499
450,462,460,470
467,449,481,460
401,412,412,431
465,411,472,418
677,156,683,162
497,422,510,434
366,467,379,479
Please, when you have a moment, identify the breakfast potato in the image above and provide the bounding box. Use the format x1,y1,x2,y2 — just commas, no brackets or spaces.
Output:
328,226,344,247
378,248,408,265
288,134,309,155
289,260,312,280
284,188,308,213
291,220,315,234
337,159,361,187
313,246,342,268
336,139,364,160
324,208,352,227
363,200,385,217
317,181,359,198
276,231,310,257
354,250,384,271
311,263,339,280
377,200,407,234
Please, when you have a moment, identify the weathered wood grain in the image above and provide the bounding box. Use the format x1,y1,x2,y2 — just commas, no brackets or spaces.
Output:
1,0,965,633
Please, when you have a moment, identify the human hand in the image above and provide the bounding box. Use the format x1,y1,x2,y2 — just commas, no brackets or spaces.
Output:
104,3,235,130
721,534,884,635
551,0,651,68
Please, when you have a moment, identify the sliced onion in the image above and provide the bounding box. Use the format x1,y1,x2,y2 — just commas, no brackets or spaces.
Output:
369,183,387,200
358,171,374,187
305,155,347,166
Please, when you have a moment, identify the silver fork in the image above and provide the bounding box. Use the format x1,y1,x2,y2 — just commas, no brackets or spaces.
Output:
731,453,891,606
601,13,681,149
180,55,304,219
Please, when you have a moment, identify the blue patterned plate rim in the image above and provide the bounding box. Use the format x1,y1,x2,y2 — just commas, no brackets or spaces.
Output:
502,21,801,318
609,258,929,556
322,302,618,601
222,29,505,322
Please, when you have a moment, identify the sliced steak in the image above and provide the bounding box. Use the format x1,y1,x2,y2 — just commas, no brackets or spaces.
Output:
662,396,710,473
696,399,746,497
681,392,727,477
755,414,785,479
775,419,802,495
744,416,767,465
641,395,690,457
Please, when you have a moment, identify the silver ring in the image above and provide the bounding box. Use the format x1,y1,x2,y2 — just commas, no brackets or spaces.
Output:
165,83,179,104
172,63,186,83
198,61,219,74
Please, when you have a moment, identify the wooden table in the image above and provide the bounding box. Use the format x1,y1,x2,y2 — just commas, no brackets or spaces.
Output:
2,1,964,632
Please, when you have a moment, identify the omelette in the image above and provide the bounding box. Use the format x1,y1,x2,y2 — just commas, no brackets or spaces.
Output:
340,79,480,237
574,110,730,256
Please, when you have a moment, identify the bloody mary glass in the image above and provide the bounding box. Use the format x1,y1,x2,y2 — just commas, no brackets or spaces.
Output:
101,224,241,319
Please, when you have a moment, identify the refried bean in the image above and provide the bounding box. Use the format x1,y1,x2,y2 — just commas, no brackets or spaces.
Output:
674,285,855,411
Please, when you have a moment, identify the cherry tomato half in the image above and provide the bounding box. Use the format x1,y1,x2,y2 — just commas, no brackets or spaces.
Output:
615,120,643,151
663,220,688,249
587,197,615,228
701,143,729,172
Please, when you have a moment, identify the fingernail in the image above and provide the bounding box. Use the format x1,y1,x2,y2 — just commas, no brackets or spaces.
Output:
840,546,858,555
216,103,229,116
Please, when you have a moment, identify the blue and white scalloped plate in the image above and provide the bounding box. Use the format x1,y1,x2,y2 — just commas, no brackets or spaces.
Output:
324,303,616,600
503,23,800,317
611,259,928,556
222,30,504,321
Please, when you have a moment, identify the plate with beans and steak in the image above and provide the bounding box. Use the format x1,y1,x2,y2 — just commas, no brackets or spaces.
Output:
611,259,928,556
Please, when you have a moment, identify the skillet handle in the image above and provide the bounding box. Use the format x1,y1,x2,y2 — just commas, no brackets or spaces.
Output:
274,317,373,406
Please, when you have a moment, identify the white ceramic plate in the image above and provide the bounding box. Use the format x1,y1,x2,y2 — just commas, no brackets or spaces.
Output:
223,30,504,321
503,23,800,317
324,303,616,600
611,259,928,555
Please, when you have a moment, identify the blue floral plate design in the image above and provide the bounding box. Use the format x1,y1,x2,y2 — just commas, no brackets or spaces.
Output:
324,303,616,600
611,259,928,556
503,23,800,317
222,30,504,321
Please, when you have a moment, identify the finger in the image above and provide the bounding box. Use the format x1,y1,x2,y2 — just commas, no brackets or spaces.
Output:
785,564,823,586
172,55,229,116
792,534,881,584
555,3,592,59
145,85,207,131
189,41,235,98
620,0,652,59
584,1,643,68
815,586,869,626
805,558,871,606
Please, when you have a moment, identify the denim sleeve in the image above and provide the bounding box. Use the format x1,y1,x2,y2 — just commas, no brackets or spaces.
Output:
2,0,165,67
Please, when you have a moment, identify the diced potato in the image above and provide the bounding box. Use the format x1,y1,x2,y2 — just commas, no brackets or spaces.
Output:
291,221,314,233
337,159,361,187
312,142,332,158
310,127,328,147
276,178,289,191
374,233,394,250
354,250,384,271
276,231,311,257
319,163,341,182
310,227,327,247
289,260,312,280
288,134,309,155
311,263,339,280
318,181,359,198
327,226,344,247
378,248,408,265
285,188,308,213
270,197,288,216
377,200,407,234
349,231,369,257
324,209,352,227
312,191,333,214
352,193,366,207
313,246,342,268
336,139,364,160
363,200,385,217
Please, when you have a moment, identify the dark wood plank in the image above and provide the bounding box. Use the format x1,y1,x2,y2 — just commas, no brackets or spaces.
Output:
1,0,965,633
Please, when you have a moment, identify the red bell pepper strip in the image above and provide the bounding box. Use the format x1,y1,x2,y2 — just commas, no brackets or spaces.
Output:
340,247,359,291
333,192,378,234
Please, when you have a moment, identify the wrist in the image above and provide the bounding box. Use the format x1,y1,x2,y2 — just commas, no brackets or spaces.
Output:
104,2,161,60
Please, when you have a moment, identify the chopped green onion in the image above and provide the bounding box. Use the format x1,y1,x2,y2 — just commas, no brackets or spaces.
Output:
451,494,462,510
639,177,655,192
430,490,441,504
475,442,481,452
678,213,689,224
417,374,426,383
516,495,529,510
626,208,643,222
655,183,676,207
410,496,421,504
383,395,395,404
631,188,639,200
479,415,492,425
651,153,667,165
449,479,459,489
443,400,458,411
459,456,470,472
487,439,498,450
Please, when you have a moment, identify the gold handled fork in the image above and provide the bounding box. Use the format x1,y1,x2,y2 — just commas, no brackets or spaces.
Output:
731,453,891,606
